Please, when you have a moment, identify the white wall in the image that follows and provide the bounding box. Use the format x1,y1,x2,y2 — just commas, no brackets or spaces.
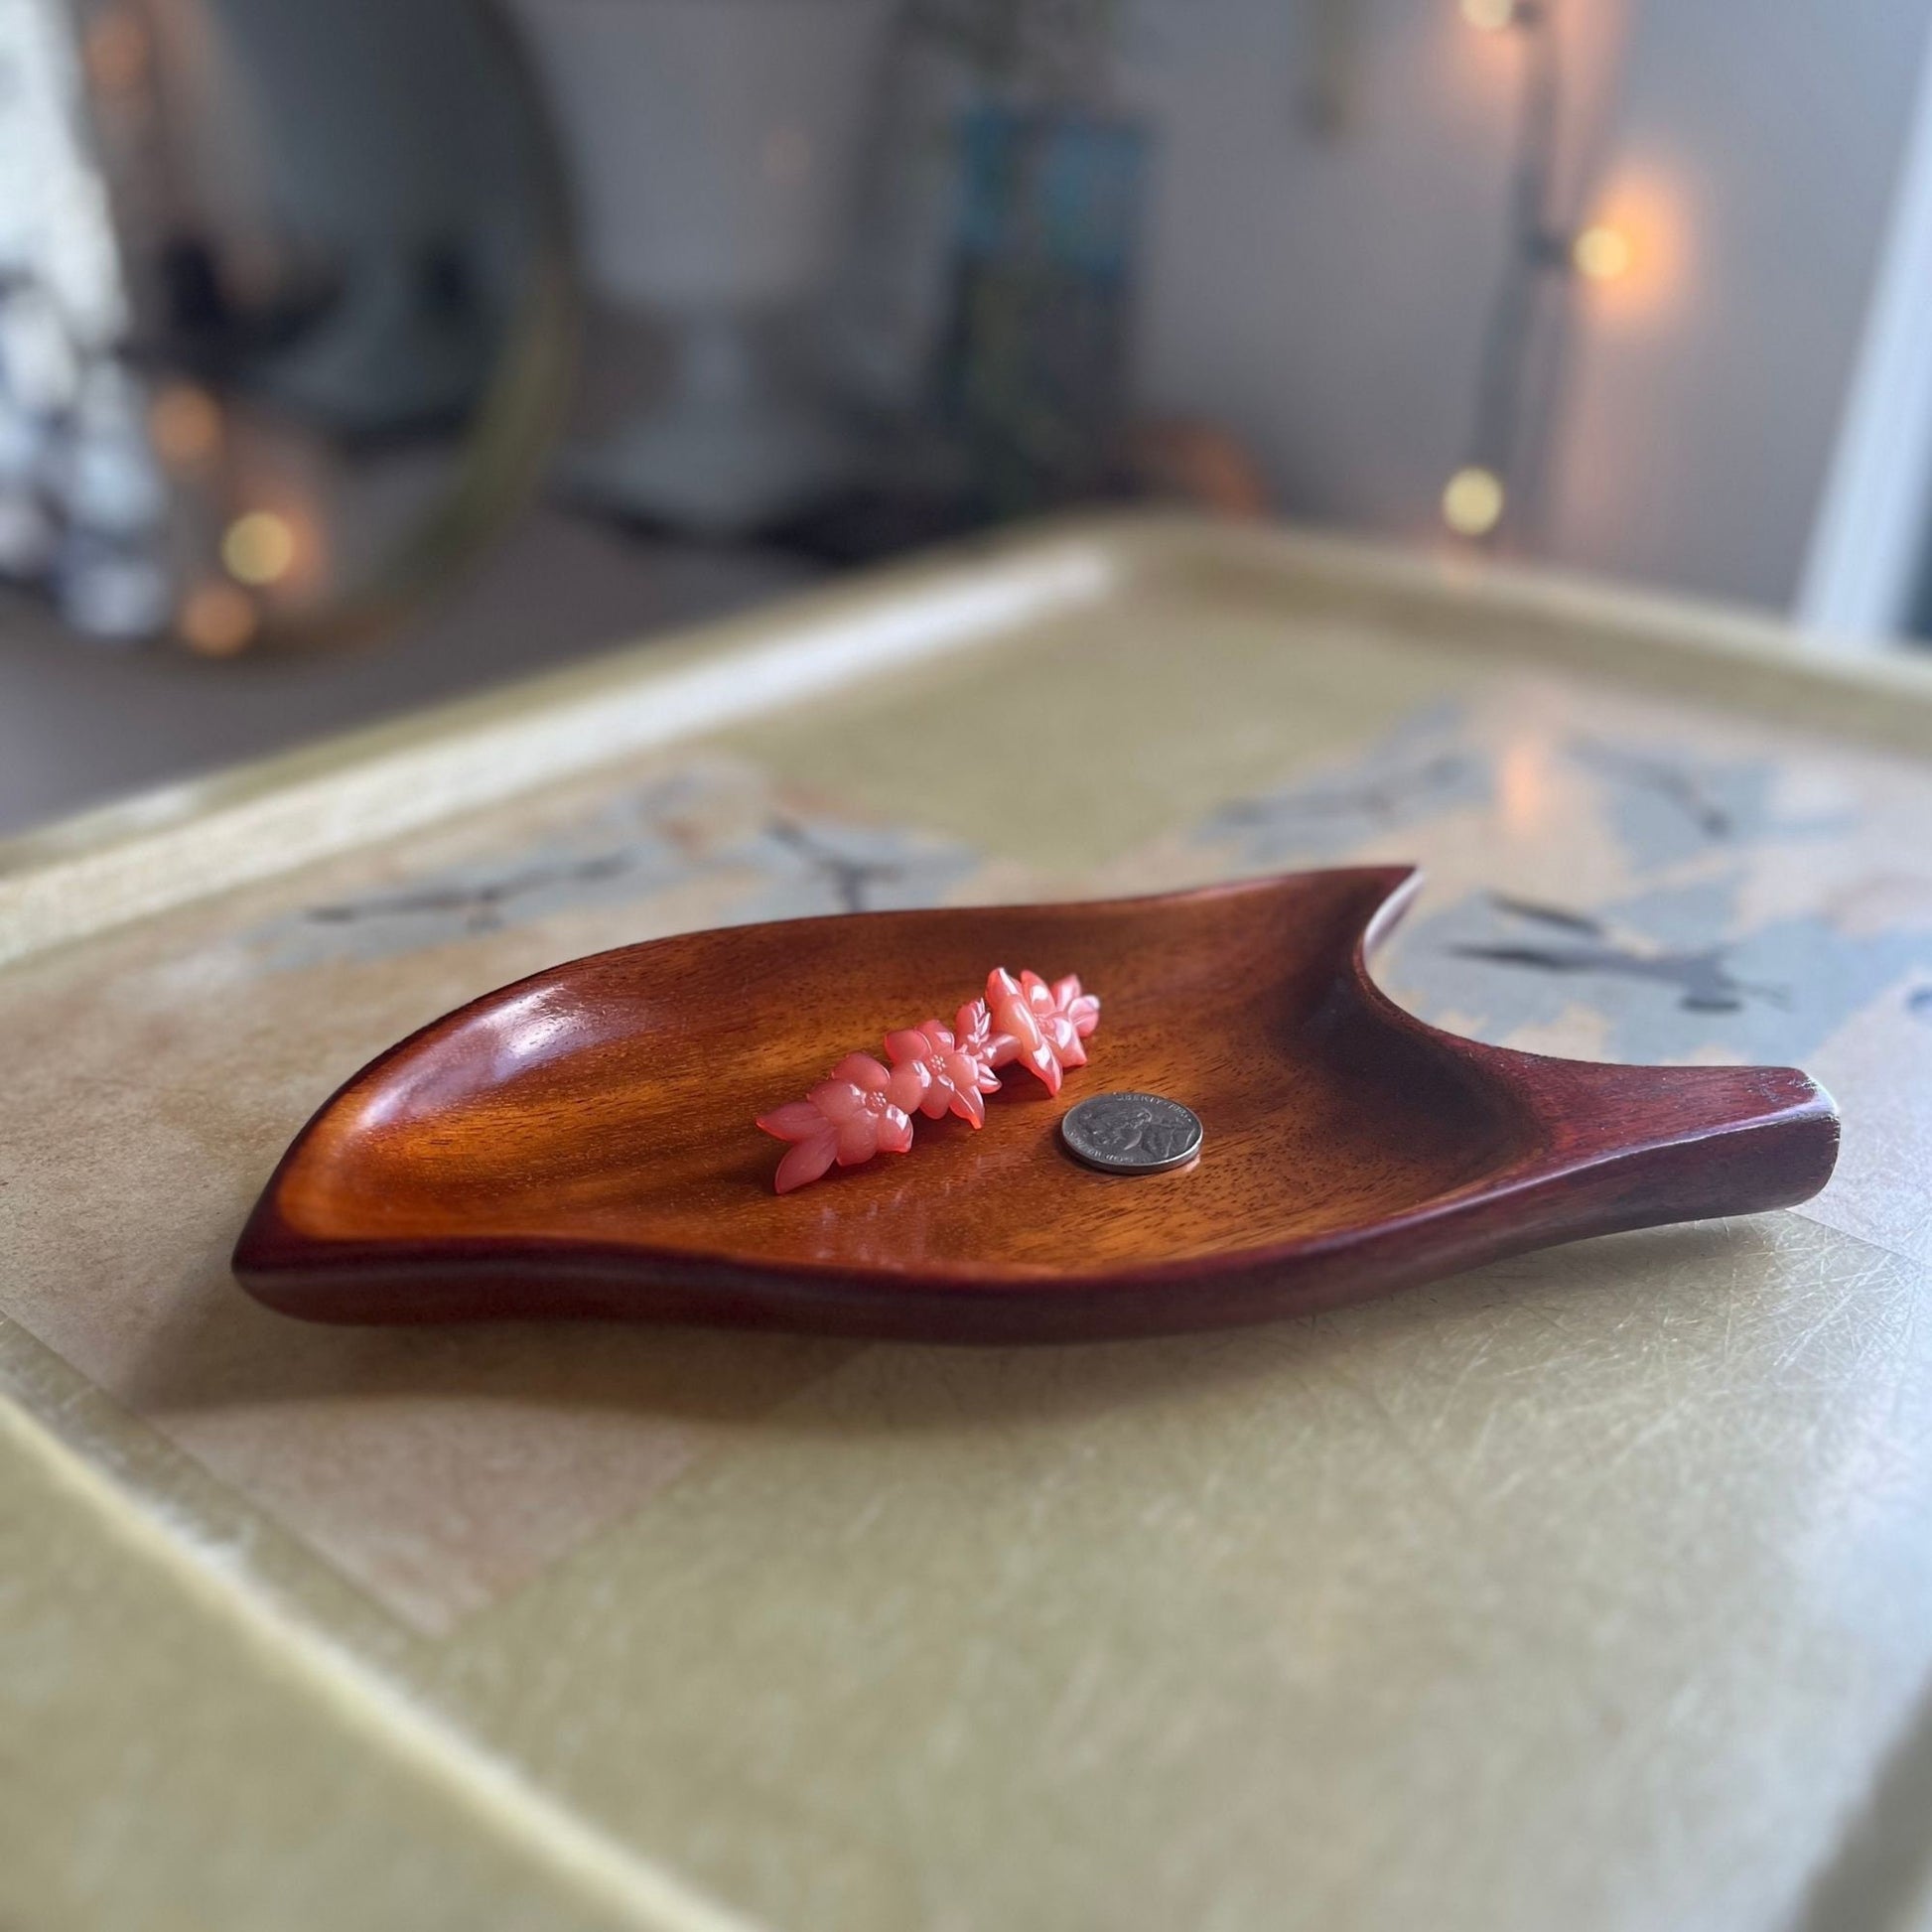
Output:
1125,0,1932,614
1797,23,1932,640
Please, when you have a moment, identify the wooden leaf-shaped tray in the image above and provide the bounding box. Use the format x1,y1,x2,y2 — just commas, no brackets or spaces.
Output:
233,868,1840,1340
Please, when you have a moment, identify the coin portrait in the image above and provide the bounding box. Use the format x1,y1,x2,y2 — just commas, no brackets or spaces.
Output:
1059,1092,1204,1175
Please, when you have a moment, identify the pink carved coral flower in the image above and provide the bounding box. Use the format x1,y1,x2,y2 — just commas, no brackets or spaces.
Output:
984,968,1102,1096
884,1000,1008,1130
758,1052,920,1193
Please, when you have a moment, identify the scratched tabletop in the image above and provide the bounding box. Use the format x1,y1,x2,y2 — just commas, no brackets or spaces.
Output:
6,514,1932,1932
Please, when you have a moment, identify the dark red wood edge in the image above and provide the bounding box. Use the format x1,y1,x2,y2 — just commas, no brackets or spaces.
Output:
232,869,1840,1340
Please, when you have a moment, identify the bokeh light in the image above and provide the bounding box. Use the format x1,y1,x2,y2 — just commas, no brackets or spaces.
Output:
147,384,222,468
1459,0,1518,33
1572,223,1635,283
220,510,297,587
81,9,150,95
179,583,258,656
1442,466,1506,537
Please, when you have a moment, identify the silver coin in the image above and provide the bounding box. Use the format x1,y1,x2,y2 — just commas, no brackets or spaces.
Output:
1060,1091,1203,1175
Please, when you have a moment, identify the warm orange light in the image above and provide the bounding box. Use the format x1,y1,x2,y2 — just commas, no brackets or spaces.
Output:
220,510,297,587
1572,223,1634,282
1443,466,1506,537
82,10,149,95
179,584,258,656
148,384,221,467
1572,172,1686,318
1460,0,1518,31
1497,737,1553,836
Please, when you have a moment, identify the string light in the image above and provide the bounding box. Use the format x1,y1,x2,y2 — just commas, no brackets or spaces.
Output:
1443,0,1637,543
1443,466,1506,537
220,510,296,587
1571,222,1633,282
179,583,257,656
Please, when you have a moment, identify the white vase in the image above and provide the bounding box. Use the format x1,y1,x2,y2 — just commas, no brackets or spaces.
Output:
509,0,891,532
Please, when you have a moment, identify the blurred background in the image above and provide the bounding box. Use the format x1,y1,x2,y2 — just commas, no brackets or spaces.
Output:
4,0,1932,834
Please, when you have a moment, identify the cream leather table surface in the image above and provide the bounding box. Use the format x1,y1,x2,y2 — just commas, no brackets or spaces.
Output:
5,514,1932,1931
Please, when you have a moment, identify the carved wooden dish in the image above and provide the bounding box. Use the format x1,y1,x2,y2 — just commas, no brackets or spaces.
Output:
232,868,1840,1340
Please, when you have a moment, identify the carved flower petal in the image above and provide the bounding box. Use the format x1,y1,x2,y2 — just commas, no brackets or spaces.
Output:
1020,1035,1063,1094
831,1051,894,1092
774,1133,838,1193
888,1061,932,1116
809,1078,866,1122
884,1029,929,1067
758,1101,829,1142
987,970,1044,1053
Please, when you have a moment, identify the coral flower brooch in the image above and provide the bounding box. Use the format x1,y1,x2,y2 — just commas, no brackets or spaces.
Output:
757,968,1101,1192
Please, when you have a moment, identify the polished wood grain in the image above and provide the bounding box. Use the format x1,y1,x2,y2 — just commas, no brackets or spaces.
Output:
232,869,1840,1339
